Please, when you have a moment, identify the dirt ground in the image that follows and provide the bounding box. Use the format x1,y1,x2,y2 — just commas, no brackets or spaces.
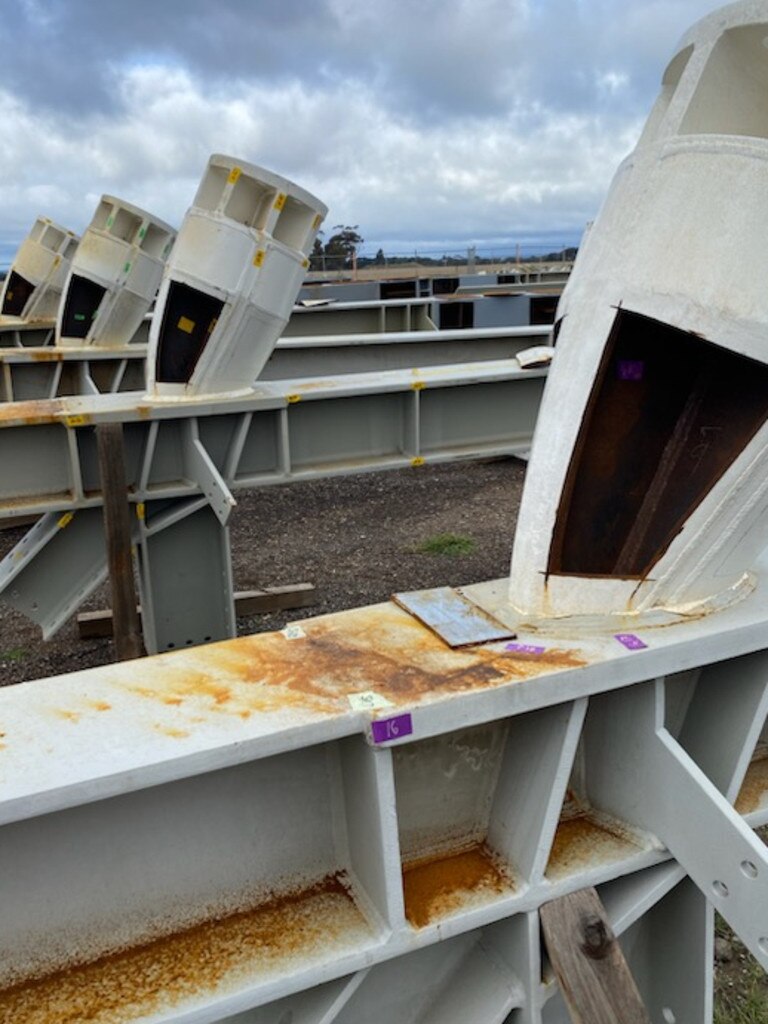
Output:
0,457,526,685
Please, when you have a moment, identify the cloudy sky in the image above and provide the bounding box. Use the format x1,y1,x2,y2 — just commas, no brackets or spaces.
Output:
0,0,726,263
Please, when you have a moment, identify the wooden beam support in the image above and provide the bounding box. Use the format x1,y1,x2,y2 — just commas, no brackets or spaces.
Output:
540,886,652,1024
95,423,144,661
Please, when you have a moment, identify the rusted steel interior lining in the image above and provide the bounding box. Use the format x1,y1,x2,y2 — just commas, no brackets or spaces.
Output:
60,275,107,339
1,271,35,317
155,280,224,384
548,309,768,578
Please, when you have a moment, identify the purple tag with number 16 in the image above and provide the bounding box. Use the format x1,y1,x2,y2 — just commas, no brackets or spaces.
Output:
371,713,413,744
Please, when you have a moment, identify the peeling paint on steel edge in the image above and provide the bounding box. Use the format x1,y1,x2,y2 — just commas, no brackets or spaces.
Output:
112,602,587,722
0,872,376,1024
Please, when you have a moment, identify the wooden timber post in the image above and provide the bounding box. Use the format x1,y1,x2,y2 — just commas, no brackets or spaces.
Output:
540,887,652,1024
96,423,143,661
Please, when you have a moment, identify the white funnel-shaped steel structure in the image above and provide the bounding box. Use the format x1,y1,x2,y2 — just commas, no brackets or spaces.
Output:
0,217,79,322
147,154,327,398
56,197,176,348
509,0,768,627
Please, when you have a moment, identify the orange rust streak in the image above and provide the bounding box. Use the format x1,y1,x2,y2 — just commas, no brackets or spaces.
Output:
121,604,585,721
88,701,112,712
735,756,768,815
402,843,514,928
52,709,81,723
0,876,364,1024
0,398,65,426
545,812,641,881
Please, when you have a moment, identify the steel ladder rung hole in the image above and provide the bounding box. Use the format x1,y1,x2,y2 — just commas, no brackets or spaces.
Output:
740,860,758,879
712,880,729,898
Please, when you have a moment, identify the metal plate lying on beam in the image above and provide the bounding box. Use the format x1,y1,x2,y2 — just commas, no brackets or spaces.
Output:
392,586,516,647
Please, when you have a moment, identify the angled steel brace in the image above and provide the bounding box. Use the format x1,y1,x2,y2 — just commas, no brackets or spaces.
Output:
182,420,237,526
585,677,768,969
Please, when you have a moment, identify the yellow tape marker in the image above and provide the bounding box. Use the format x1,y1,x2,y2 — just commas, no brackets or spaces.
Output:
65,414,90,427
227,166,242,184
274,192,287,211
136,502,146,521
302,258,309,269
411,456,425,467
177,316,195,334
253,250,266,268
287,394,302,404
412,381,425,390
57,512,74,529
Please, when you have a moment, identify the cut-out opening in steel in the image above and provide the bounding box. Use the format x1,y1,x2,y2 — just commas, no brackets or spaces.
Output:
155,280,225,384
439,301,474,330
2,271,35,316
60,275,107,339
548,309,768,578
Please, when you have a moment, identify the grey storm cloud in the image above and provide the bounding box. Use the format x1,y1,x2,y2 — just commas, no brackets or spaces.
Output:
0,0,730,258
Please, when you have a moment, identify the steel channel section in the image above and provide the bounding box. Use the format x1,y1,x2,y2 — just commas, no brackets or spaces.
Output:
0,323,551,401
0,360,546,650
0,570,766,1022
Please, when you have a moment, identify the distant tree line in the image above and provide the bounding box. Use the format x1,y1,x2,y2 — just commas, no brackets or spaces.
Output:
309,227,577,272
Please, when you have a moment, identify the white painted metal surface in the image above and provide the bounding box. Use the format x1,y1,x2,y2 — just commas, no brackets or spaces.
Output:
148,155,327,399
57,196,176,348
0,563,766,1021
511,0,768,626
0,216,79,322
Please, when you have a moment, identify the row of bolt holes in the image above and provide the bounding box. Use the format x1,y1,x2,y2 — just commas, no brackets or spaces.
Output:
167,637,212,649
712,860,768,956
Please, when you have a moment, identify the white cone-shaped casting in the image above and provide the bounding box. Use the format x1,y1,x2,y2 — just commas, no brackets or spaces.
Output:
0,217,79,323
147,154,327,399
56,197,176,348
509,0,768,626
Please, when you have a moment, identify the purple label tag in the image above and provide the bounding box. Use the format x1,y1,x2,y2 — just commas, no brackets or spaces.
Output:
506,642,546,655
615,633,648,651
371,713,413,744
617,360,644,381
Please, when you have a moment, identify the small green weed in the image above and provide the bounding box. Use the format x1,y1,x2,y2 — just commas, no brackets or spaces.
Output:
0,646,26,662
417,533,475,556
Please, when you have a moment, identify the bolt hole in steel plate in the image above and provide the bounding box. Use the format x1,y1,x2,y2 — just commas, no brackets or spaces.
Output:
712,880,729,898
740,859,758,879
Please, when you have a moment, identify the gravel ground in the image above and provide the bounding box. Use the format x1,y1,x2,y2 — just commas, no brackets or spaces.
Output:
0,457,527,685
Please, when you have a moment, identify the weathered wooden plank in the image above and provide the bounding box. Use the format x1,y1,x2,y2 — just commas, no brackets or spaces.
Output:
96,423,143,661
540,886,651,1024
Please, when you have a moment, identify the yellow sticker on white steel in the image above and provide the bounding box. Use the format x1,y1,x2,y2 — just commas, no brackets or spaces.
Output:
57,512,74,529
65,414,90,427
274,192,287,211
227,166,242,184
312,214,322,229
412,381,425,391
287,393,302,404
253,250,266,268
411,456,425,467
136,502,146,521
177,316,195,334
